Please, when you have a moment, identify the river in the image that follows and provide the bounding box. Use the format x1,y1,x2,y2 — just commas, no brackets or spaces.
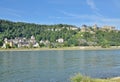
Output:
0,50,120,82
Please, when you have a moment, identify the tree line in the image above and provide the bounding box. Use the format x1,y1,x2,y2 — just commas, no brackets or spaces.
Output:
0,19,120,48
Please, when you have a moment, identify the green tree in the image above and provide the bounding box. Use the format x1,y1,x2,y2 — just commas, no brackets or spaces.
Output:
0,40,3,46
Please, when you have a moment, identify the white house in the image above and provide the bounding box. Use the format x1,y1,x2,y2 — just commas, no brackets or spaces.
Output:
56,38,64,43
33,42,39,48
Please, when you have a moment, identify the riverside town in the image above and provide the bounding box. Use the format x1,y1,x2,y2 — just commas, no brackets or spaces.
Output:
1,0,120,82
0,19,120,49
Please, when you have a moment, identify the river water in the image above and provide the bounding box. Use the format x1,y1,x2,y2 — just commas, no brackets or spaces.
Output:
0,50,120,82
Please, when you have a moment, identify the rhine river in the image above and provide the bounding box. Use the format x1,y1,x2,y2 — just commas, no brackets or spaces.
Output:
0,50,120,82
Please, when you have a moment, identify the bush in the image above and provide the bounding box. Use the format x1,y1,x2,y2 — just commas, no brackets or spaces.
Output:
0,40,3,46
70,73,92,82
70,73,115,82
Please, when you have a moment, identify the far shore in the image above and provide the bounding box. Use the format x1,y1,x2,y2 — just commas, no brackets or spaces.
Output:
0,46,120,51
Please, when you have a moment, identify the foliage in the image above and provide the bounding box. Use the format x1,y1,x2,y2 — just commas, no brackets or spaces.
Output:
0,19,120,48
71,73,91,82
0,19,77,42
39,43,45,47
70,73,116,82
5,44,11,48
0,40,3,46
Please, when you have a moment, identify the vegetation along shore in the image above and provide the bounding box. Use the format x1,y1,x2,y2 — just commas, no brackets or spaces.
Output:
0,19,120,49
71,73,120,82
0,46,120,51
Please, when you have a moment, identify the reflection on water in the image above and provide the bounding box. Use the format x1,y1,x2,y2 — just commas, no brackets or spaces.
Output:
0,50,120,82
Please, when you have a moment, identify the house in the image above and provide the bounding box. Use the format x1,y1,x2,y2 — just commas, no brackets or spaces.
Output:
2,38,14,48
69,27,78,30
81,25,87,32
18,42,29,48
30,35,36,43
56,38,64,43
93,24,97,29
40,40,44,44
40,40,50,45
33,42,39,48
101,26,116,31
92,24,99,31
29,35,39,48
16,37,30,48
55,29,61,31
2,35,39,48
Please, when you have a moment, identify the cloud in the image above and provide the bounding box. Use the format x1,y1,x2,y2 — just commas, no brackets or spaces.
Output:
101,18,120,22
86,0,98,10
0,7,22,18
51,10,120,27
86,0,103,17
59,10,101,20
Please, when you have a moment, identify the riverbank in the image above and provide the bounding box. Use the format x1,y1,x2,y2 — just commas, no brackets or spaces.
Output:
71,73,120,82
0,46,120,51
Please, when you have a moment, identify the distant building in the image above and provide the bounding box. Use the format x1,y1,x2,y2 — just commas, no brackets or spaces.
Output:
69,27,78,30
33,43,39,48
92,24,99,30
2,36,39,48
55,29,61,31
30,35,36,43
40,40,50,44
81,25,87,32
101,26,116,31
81,25,91,32
56,38,64,43
29,35,39,48
18,42,29,48
2,38,14,48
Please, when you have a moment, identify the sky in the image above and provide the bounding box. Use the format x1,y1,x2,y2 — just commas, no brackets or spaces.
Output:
0,0,120,28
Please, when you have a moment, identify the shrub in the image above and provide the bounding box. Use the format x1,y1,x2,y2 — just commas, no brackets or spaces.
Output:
70,73,116,82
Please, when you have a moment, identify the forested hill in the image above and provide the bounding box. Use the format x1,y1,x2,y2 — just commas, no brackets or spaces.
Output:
0,19,77,41
0,19,120,48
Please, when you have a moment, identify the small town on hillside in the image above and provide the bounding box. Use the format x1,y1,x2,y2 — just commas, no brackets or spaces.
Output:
1,24,117,49
2,35,64,48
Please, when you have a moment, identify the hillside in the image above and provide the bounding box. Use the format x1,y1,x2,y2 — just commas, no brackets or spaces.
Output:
0,19,120,48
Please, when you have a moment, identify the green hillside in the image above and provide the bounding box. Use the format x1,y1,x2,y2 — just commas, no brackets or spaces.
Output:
0,19,120,48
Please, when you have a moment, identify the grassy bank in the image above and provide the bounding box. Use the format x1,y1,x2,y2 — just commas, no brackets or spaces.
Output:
0,46,120,51
70,73,120,82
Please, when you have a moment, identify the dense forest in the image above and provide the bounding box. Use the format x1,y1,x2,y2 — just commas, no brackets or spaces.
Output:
0,19,120,48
